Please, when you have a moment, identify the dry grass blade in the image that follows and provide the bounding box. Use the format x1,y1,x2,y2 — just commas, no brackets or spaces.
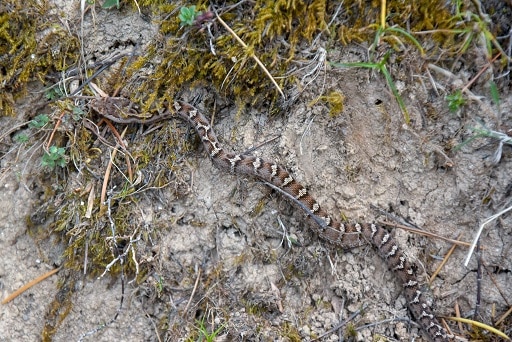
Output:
101,119,134,182
214,10,285,99
464,204,512,267
448,317,510,340
311,304,367,341
100,126,130,208
45,111,66,149
461,52,502,93
454,301,464,333
378,220,471,247
85,182,95,219
429,234,462,284
495,305,512,326
182,268,201,317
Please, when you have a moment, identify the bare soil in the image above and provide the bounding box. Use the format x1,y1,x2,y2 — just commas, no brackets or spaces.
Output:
1,2,511,342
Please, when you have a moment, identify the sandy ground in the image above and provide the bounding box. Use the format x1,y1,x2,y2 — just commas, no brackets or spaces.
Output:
1,1,511,342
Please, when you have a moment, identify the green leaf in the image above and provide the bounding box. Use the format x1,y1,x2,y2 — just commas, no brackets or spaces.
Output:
178,5,201,26
385,26,424,55
380,63,409,123
72,106,86,121
45,87,64,100
102,0,120,9
42,145,67,169
14,134,29,143
330,61,379,69
330,52,409,124
489,81,500,108
29,114,50,129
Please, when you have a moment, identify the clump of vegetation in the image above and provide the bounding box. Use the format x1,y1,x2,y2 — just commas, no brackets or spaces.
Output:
102,0,121,9
117,0,510,121
41,145,67,169
178,5,202,26
0,0,79,116
317,91,345,117
194,313,225,342
29,114,50,129
126,0,333,111
446,89,466,112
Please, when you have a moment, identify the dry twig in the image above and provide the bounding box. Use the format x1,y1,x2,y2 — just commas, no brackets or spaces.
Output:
2,266,62,304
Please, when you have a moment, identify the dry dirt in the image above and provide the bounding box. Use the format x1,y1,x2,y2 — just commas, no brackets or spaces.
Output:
1,2,511,342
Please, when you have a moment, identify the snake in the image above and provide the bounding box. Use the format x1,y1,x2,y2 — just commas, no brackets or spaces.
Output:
91,97,453,341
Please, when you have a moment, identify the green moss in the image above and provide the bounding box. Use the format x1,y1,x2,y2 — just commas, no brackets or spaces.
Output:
336,0,456,45
280,321,302,341
244,299,266,316
317,91,345,117
116,1,337,111
0,0,79,116
345,322,358,338
113,0,479,120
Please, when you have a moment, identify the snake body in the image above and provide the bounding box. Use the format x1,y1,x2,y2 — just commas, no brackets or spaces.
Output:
172,101,452,341
90,97,452,340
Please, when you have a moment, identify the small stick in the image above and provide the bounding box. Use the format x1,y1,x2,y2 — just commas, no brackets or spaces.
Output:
474,240,482,318
101,119,134,183
378,220,471,247
484,262,511,307
2,266,62,304
100,126,129,207
461,52,502,94
356,316,419,332
429,234,461,284
311,304,367,341
454,301,463,333
182,268,201,317
243,135,279,155
45,110,66,149
495,305,512,326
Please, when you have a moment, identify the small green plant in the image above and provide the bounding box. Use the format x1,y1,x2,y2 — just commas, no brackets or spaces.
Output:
14,134,29,144
179,5,201,26
155,275,164,293
370,25,425,57
450,0,503,58
195,315,224,342
29,114,50,129
455,123,512,164
42,145,67,169
71,106,86,121
445,90,466,112
330,51,409,123
329,1,420,124
489,81,500,109
45,87,64,101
